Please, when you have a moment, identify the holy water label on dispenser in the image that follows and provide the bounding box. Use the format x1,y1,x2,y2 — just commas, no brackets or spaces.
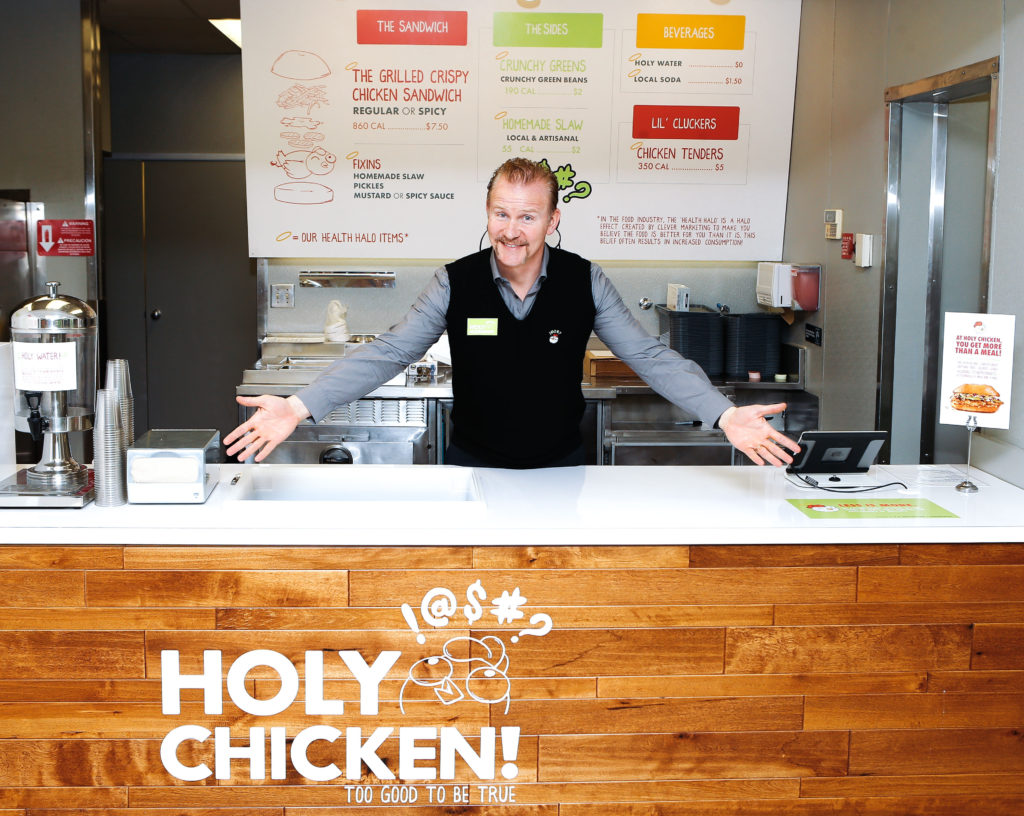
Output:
12,341,78,391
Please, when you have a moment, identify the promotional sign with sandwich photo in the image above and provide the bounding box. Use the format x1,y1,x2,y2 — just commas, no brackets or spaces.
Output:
950,382,1004,414
940,312,1016,430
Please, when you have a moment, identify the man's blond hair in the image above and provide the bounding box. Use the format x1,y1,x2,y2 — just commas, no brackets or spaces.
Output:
486,158,558,213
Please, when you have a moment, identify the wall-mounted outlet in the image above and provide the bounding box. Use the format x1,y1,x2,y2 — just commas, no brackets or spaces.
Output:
270,283,294,308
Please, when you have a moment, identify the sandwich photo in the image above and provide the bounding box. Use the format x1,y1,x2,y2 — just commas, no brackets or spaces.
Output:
950,383,1003,413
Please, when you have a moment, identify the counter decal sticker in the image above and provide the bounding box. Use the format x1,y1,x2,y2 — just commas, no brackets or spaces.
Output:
158,578,551,804
241,0,801,260
788,498,957,519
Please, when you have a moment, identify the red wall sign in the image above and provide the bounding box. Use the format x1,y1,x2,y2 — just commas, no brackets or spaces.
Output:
37,219,95,257
841,232,855,259
356,9,468,45
631,105,741,140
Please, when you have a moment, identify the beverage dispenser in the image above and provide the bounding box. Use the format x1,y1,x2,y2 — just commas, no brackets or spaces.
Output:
0,281,97,506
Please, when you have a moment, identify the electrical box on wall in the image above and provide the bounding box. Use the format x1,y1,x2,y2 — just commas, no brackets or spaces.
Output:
824,209,843,239
854,233,877,267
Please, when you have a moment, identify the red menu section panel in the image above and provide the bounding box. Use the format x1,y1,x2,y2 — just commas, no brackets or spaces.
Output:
632,105,740,140
37,219,95,257
356,9,468,45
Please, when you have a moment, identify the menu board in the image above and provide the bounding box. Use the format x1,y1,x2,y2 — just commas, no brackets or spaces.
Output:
240,0,801,260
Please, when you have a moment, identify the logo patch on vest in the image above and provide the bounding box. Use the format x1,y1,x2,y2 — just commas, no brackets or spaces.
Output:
548,329,562,344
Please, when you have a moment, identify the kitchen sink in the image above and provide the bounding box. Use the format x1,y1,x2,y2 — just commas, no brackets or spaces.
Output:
222,464,484,517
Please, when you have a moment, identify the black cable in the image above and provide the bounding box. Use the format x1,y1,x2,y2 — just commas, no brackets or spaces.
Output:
787,473,909,493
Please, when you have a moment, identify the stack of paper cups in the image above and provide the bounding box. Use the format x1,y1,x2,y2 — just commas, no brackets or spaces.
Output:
0,344,15,477
104,359,134,448
93,388,127,506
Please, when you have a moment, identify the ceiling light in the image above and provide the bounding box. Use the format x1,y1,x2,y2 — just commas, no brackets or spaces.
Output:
210,18,242,48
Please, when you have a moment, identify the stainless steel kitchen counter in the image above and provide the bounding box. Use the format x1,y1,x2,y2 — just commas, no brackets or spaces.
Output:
236,336,818,466
238,373,815,402
241,334,814,402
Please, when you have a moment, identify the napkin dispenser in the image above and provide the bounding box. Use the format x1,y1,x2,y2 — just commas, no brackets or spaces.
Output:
126,429,220,504
756,262,820,311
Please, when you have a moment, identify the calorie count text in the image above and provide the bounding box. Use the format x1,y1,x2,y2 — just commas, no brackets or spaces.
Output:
504,85,586,97
351,120,449,133
637,161,726,171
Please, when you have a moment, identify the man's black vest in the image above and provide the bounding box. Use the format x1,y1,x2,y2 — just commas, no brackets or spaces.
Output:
445,247,595,468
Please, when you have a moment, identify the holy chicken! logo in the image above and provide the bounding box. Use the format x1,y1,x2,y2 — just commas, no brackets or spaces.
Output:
158,580,552,791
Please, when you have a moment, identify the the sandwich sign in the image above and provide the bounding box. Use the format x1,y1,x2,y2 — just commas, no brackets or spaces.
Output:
940,312,1015,429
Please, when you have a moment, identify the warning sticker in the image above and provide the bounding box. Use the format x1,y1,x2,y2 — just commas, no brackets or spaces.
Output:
37,219,95,257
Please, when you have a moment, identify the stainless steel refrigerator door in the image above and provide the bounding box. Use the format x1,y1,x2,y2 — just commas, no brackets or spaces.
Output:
0,199,45,340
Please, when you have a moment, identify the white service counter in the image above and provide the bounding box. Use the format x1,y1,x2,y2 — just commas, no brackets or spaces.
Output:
0,463,1021,546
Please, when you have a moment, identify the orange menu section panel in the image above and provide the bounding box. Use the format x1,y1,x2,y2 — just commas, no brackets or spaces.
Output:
356,9,468,45
636,13,746,50
632,105,740,140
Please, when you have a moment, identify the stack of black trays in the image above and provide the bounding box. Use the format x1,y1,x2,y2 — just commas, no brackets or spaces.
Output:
656,305,725,377
724,313,782,379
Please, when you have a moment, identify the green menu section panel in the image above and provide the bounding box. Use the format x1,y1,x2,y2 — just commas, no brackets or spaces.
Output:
493,12,604,48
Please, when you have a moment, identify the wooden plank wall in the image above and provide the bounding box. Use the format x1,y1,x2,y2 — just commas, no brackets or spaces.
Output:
1,542,1024,815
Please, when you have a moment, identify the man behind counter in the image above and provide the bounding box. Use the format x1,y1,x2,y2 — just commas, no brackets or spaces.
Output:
226,158,800,468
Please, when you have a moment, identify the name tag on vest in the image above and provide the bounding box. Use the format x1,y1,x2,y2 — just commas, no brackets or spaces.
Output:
466,317,498,336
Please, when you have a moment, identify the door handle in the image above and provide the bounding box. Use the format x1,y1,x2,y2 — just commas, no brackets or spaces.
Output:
150,309,162,320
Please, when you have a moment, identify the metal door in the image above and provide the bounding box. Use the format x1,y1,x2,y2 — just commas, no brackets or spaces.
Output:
102,159,255,438
878,59,998,464
0,198,45,340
